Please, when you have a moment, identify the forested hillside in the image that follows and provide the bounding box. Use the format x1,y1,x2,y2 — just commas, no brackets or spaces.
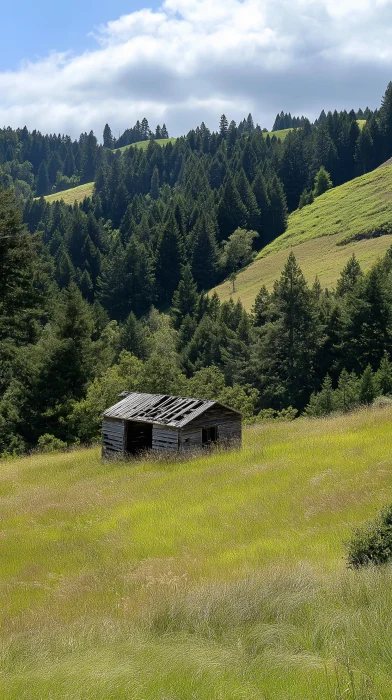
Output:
2,83,392,454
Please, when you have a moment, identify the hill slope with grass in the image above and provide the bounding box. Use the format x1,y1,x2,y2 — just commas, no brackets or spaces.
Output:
114,137,178,153
43,181,95,205
2,406,392,698
213,164,392,308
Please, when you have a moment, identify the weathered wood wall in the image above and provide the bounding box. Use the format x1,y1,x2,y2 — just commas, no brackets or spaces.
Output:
152,425,179,452
188,406,242,445
102,418,125,456
179,427,202,451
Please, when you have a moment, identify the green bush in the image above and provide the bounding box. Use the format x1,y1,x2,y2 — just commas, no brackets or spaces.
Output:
346,505,392,568
37,434,67,453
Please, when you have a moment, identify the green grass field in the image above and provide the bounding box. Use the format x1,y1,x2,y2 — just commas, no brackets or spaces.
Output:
2,406,392,698
214,164,392,308
264,128,294,141
114,137,178,154
43,182,94,205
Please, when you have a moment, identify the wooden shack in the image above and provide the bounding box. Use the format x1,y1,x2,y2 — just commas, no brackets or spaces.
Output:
102,392,242,458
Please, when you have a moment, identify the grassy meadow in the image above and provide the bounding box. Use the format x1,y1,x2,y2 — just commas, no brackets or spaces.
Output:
263,128,293,141
114,137,178,154
214,164,392,308
1,407,392,698
43,182,95,205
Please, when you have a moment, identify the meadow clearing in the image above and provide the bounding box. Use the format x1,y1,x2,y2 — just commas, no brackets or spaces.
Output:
214,164,392,308
43,182,95,205
113,137,178,154
1,407,392,698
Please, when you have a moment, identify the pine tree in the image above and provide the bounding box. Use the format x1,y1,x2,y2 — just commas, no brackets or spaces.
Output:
360,365,376,404
0,189,49,348
333,369,360,412
342,265,392,372
219,115,229,139
141,118,150,140
150,166,160,200
155,213,184,306
161,124,169,139
380,81,392,160
252,285,271,326
118,311,147,359
313,167,332,197
171,265,199,329
191,216,219,290
265,173,288,243
252,252,323,409
48,152,63,187
354,126,373,174
31,283,95,441
55,244,75,288
217,176,248,242
305,374,334,416
36,161,50,196
252,170,270,247
103,124,114,149
236,169,260,231
79,269,94,302
375,351,392,395
80,131,98,184
336,254,363,296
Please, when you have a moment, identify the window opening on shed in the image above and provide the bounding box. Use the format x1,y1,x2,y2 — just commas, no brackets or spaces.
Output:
202,426,218,446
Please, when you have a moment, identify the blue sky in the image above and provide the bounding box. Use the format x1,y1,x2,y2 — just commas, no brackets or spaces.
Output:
0,0,391,139
0,0,157,70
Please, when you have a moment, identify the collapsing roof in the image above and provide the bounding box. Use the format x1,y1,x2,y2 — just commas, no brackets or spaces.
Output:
103,392,240,428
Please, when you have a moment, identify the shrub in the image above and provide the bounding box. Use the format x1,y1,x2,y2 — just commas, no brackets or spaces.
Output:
256,406,298,422
345,505,392,568
37,434,67,453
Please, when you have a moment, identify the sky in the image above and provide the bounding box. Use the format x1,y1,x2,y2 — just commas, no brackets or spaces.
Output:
1,0,392,140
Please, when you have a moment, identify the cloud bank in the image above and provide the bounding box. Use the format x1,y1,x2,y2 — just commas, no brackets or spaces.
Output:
1,0,392,138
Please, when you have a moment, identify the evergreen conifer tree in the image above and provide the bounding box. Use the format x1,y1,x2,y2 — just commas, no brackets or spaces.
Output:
36,161,50,196
155,213,184,306
191,216,219,290
103,124,114,149
236,169,260,231
219,115,229,139
313,167,332,197
217,176,248,242
171,265,199,329
252,252,323,409
150,166,160,200
380,81,392,160
360,365,376,404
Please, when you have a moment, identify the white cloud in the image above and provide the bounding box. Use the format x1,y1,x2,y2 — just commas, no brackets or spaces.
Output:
0,0,392,139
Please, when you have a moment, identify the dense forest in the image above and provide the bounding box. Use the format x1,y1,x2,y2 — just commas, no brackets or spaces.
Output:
2,82,392,455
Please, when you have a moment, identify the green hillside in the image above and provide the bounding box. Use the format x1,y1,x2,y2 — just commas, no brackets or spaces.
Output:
43,182,94,205
2,407,392,698
264,127,293,140
114,137,178,153
214,164,392,308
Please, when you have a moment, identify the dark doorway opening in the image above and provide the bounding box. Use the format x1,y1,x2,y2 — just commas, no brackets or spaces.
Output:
202,425,218,447
126,421,153,454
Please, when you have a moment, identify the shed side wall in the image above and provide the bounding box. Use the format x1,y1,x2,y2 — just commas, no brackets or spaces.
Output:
188,406,242,445
102,418,125,456
180,427,203,451
152,425,179,452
